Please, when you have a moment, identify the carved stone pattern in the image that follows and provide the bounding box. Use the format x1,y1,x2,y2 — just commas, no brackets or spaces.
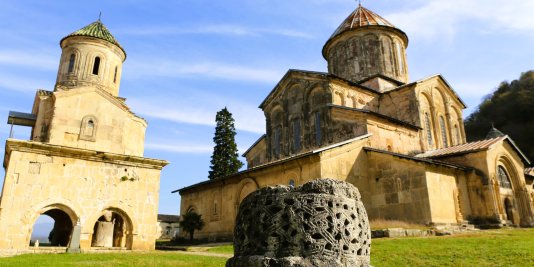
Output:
227,178,371,267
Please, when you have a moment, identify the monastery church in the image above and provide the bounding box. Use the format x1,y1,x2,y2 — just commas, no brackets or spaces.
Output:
0,20,168,254
177,4,534,240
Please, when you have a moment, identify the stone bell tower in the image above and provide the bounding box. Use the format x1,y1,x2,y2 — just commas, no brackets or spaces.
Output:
323,4,409,86
56,19,126,96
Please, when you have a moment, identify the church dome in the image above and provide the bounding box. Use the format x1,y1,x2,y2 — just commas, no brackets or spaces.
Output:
323,4,409,84
55,19,126,96
61,20,125,56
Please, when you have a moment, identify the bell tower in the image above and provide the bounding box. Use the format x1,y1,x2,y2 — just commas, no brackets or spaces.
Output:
323,4,409,86
56,19,126,96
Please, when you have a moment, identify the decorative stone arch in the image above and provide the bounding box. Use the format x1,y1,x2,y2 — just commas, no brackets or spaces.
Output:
391,36,407,76
333,90,345,106
449,106,463,145
306,85,325,110
284,171,300,187
64,48,82,76
186,205,199,214
378,35,395,74
494,154,521,191
419,92,436,149
87,52,106,79
235,178,259,207
86,206,135,249
26,201,80,247
79,115,98,141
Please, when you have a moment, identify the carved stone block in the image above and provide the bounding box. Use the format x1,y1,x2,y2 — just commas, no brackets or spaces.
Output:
227,178,371,267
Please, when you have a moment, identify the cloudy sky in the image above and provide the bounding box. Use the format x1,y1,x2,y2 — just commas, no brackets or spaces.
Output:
1,0,534,216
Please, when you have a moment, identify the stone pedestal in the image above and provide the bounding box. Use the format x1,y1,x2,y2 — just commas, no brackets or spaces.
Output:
227,178,371,267
92,221,114,247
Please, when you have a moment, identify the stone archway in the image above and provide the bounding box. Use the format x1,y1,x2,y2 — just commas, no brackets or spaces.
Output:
29,204,78,247
90,208,133,249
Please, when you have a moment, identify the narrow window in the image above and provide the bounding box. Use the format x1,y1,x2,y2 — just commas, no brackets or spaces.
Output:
498,166,512,189
214,202,218,214
315,112,322,146
292,119,301,153
454,125,461,145
439,116,448,148
84,120,95,136
425,113,433,146
68,54,76,73
274,127,281,157
113,66,118,83
92,57,101,75
395,42,404,74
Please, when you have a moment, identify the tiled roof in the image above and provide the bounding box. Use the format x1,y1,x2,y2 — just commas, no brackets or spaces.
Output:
417,136,530,165
416,136,506,158
37,90,53,96
330,4,398,39
62,20,125,55
157,214,180,223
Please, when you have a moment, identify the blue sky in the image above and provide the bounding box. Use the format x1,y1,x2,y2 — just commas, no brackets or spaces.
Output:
1,0,534,216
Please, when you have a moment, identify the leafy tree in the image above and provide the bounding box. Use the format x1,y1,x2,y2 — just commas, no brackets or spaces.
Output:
179,210,205,241
208,107,243,180
464,71,534,162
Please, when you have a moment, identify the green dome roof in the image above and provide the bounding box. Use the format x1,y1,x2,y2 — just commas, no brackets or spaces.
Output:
61,20,126,56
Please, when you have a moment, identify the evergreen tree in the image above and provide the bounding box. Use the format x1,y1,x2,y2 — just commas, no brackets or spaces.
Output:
208,107,243,180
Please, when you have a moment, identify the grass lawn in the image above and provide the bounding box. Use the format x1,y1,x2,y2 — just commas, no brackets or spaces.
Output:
0,252,227,267
1,229,533,266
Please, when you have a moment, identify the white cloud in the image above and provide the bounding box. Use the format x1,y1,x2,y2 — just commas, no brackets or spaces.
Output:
119,24,313,39
0,50,57,71
386,0,534,40
145,143,213,154
126,60,284,84
0,73,51,93
128,95,265,134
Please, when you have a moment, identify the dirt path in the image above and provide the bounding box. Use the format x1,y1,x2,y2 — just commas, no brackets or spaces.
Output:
173,250,233,258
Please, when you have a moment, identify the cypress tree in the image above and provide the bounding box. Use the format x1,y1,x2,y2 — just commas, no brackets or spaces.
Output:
208,107,243,180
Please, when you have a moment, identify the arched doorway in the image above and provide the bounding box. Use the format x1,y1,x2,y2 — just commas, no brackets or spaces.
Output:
30,208,75,247
91,209,133,249
504,198,514,222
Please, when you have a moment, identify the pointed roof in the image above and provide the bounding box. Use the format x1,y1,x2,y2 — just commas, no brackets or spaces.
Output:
486,126,506,139
61,20,125,56
331,4,397,37
323,4,408,57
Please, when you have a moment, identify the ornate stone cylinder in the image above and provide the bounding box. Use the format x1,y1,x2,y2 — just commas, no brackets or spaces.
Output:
227,178,371,267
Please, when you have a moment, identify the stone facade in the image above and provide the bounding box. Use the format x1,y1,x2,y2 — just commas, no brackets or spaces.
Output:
177,4,534,240
227,179,370,267
0,20,168,255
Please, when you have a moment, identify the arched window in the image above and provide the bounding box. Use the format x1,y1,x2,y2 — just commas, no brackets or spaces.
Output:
289,179,295,187
80,115,97,141
454,125,461,145
315,112,322,146
92,57,101,75
439,116,448,148
292,119,301,153
68,54,76,73
113,66,118,83
498,166,512,189
273,127,281,157
424,113,433,147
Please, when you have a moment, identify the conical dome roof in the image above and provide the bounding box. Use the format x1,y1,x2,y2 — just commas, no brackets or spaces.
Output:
61,20,125,56
325,4,407,46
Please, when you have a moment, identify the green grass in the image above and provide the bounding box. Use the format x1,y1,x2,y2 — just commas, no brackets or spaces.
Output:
0,252,227,267
207,245,234,254
2,229,533,266
371,229,534,266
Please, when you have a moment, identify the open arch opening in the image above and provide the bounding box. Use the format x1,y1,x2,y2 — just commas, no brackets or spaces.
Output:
30,209,74,247
91,209,133,249
504,198,514,222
